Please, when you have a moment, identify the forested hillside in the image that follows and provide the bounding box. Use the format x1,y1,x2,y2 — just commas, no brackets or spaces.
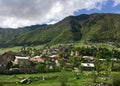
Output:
0,13,120,47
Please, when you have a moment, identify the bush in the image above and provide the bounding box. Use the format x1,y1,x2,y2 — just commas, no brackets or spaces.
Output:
112,63,120,71
35,64,46,73
112,74,120,86
0,82,3,86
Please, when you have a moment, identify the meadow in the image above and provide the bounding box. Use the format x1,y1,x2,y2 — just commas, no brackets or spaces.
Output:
0,71,120,86
0,71,94,86
0,41,119,54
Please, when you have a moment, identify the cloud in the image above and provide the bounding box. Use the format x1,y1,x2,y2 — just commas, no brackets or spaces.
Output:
0,0,107,28
113,0,120,6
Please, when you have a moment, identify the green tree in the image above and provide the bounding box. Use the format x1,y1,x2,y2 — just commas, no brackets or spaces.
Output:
94,52,101,76
35,64,46,73
112,74,120,86
19,60,32,68
69,56,82,79
104,58,112,77
59,58,65,69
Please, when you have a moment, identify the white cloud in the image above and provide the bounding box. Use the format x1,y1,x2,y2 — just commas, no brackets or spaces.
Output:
0,0,107,28
113,0,120,6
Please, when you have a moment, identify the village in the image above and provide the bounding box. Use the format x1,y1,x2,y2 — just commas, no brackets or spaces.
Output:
0,44,120,73
0,44,120,86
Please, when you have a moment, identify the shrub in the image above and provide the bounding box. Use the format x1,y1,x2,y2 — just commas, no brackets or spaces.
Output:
112,63,120,71
112,74,120,86
35,64,46,73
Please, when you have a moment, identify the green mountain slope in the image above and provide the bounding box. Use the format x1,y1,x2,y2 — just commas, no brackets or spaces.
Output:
13,17,72,46
0,13,120,47
0,25,46,47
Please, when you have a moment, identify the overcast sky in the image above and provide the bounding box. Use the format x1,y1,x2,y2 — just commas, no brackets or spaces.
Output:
0,0,120,28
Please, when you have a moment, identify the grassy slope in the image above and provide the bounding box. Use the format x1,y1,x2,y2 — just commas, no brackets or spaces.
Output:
0,72,92,86
14,13,120,47
0,27,39,46
0,72,120,86
0,41,119,53
12,17,71,46
0,14,120,48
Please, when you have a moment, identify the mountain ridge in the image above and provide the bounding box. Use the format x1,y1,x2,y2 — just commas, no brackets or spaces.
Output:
0,13,120,47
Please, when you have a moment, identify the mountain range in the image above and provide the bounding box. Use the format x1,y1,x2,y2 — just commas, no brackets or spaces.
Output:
0,13,120,48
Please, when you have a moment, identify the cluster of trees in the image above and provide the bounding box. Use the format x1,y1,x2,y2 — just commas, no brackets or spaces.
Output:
20,47,40,57
73,47,120,59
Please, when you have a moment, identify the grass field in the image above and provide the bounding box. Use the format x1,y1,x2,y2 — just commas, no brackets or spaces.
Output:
0,71,92,86
0,45,45,54
0,71,120,86
0,41,119,54
0,46,21,53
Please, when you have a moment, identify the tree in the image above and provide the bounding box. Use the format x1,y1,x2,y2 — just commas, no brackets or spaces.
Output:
58,58,65,69
93,52,103,84
19,60,32,68
113,50,120,60
93,71,98,83
112,74,120,86
69,56,82,79
104,58,112,77
35,63,46,73
94,52,101,76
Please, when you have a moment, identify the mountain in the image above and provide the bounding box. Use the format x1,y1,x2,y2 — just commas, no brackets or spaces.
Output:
0,24,46,47
0,13,120,47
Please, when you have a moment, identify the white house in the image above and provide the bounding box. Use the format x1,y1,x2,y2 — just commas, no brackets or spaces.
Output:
13,56,29,65
81,63,94,67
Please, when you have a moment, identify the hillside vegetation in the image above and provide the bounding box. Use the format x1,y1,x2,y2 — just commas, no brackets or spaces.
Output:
0,13,120,47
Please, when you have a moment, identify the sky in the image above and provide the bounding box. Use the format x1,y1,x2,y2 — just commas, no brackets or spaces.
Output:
0,0,120,28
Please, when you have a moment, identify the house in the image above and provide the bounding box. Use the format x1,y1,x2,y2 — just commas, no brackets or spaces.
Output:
70,51,74,56
49,55,60,66
81,63,95,70
42,49,47,55
13,56,32,69
13,56,29,65
51,49,59,55
29,56,45,63
0,52,15,69
82,56,94,62
75,50,79,56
